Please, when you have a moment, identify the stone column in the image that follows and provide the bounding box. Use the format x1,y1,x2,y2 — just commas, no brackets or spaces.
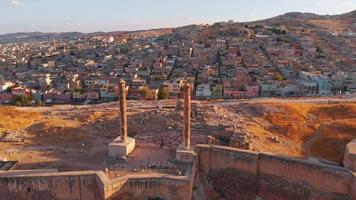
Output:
119,80,128,143
183,83,192,150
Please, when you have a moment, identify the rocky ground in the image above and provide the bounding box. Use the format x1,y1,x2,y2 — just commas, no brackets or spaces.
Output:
0,97,355,172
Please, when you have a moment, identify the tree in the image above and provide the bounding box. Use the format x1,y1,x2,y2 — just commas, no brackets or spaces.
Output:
12,94,32,106
137,87,149,99
73,88,84,93
35,100,45,107
153,75,166,82
157,88,169,100
274,74,285,81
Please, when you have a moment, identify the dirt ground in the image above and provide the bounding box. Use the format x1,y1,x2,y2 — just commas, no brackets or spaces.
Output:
0,98,355,172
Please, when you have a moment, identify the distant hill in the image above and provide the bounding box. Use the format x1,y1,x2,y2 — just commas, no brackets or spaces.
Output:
248,10,355,25
0,32,86,44
0,10,355,44
336,10,356,23
265,12,324,22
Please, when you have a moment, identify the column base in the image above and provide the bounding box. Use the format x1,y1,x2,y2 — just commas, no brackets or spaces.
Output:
108,137,135,158
176,145,196,163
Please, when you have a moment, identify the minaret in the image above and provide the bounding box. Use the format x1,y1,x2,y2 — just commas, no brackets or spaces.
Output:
53,38,56,51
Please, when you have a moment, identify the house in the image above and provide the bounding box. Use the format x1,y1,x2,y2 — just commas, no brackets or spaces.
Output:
345,72,356,93
38,74,52,90
0,81,14,93
85,80,109,89
0,93,13,104
163,79,184,98
196,84,212,97
100,84,118,102
224,88,244,98
224,84,259,98
311,75,333,95
11,87,31,96
299,80,317,96
278,83,300,97
31,90,43,102
246,85,260,97
332,72,346,91
72,91,86,102
211,84,223,97
260,82,278,97
44,90,71,104
85,91,100,102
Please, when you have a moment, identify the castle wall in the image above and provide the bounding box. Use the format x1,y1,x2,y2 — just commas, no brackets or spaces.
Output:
106,176,191,200
1,143,354,200
0,167,196,200
196,145,259,200
352,173,356,200
258,153,352,200
196,145,355,200
105,161,196,200
0,171,103,200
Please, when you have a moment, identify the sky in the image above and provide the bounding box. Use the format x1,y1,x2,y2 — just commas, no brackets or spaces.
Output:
1,0,356,34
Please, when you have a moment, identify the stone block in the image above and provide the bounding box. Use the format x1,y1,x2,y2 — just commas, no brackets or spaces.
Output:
108,137,135,158
176,146,196,163
343,139,356,172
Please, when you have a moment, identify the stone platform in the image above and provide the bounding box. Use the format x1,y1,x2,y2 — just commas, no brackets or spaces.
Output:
344,138,356,171
108,137,135,158
176,146,196,163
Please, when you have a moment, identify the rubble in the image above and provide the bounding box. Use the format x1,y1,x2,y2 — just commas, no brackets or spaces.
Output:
268,136,281,143
229,130,253,150
1,130,29,143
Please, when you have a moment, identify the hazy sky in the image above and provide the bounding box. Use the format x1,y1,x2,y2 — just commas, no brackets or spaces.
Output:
1,0,356,34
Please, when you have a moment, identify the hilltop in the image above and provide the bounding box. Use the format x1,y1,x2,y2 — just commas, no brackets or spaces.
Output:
0,97,354,171
1,10,355,44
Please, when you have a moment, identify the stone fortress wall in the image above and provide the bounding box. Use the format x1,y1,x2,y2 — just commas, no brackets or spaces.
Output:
0,166,196,200
0,139,355,200
196,140,356,200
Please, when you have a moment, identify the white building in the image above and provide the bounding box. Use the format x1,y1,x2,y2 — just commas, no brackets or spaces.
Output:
345,72,356,93
196,84,212,97
0,81,14,93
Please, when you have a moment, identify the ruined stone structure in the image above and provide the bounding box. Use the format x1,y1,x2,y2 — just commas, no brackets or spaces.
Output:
183,84,192,150
344,139,356,172
0,93,355,200
119,79,128,143
0,169,195,200
0,139,355,200
196,143,356,200
108,80,135,157
176,84,196,163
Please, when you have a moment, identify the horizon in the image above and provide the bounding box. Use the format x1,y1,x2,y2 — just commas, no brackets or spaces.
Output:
1,0,356,34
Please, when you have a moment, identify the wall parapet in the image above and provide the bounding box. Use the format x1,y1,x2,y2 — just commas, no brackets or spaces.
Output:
344,139,356,172
0,166,196,200
196,144,355,199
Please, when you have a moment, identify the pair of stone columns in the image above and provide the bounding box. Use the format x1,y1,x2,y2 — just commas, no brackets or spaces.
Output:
118,80,192,150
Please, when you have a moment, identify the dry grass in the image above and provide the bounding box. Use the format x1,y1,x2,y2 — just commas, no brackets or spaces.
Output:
261,103,356,162
0,107,41,133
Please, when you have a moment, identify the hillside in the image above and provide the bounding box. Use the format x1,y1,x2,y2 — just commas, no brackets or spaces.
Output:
0,98,354,171
199,100,356,163
260,103,356,162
